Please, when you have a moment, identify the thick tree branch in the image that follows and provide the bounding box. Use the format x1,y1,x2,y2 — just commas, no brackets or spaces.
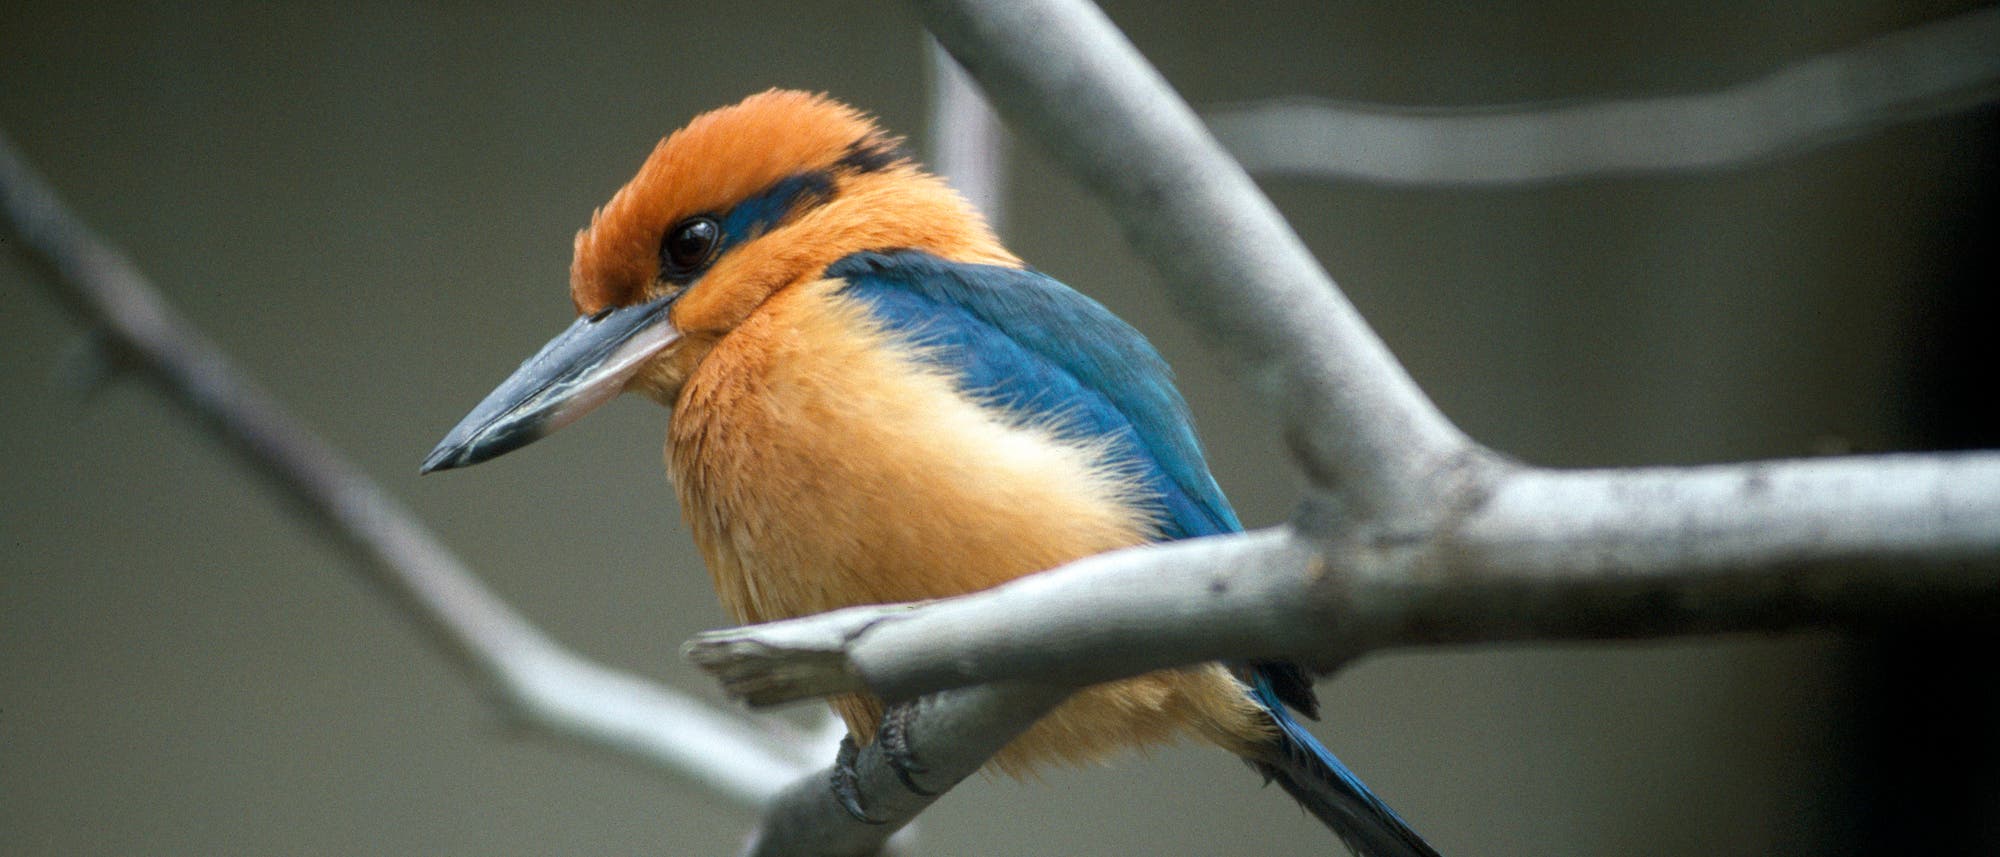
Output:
1209,6,2000,186
1427,454,2000,640
0,127,813,808
691,454,2000,706
913,0,1479,521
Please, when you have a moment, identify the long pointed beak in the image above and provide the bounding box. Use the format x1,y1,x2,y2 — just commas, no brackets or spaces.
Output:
421,293,680,473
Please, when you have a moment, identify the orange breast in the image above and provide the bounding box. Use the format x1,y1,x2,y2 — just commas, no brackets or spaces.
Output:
666,277,1269,771
667,277,1155,620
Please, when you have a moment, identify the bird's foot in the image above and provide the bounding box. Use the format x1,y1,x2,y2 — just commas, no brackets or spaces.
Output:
830,699,938,825
878,698,936,797
832,735,887,825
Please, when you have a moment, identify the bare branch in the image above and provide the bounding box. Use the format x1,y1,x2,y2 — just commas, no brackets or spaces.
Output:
1425,454,2000,642
913,0,1479,520
690,603,922,707
689,454,2000,704
1209,6,2000,186
0,127,813,808
688,529,1312,706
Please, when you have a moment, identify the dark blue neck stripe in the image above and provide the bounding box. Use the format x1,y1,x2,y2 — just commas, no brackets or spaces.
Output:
717,171,836,250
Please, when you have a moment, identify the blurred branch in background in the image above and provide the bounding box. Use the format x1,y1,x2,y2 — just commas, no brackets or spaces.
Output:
2,20,1024,857
1209,5,2000,185
8,0,1997,854
926,37,1007,233
1,11,1017,857
0,126,815,809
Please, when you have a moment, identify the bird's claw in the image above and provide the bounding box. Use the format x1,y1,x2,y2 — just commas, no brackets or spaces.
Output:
830,699,939,825
832,735,888,825
878,698,936,796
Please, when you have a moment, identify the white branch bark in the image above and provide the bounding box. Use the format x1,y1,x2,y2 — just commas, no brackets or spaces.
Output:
1209,6,2000,186
688,530,1312,706
691,455,2000,705
0,127,814,809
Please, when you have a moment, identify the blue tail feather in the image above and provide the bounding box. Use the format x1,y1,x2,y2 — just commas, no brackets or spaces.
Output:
1247,674,1441,857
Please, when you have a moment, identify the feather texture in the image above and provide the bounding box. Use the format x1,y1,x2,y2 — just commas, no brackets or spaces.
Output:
828,250,1238,540
665,276,1271,773
545,90,1439,854
828,251,1438,856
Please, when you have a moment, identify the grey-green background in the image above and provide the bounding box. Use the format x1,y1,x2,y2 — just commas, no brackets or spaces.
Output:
4,2,1993,855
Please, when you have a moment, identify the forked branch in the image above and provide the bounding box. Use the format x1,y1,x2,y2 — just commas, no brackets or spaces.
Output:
711,1,2000,852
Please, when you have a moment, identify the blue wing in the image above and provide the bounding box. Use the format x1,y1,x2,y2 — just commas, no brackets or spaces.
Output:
826,250,1240,541
827,251,1439,857
828,248,1308,706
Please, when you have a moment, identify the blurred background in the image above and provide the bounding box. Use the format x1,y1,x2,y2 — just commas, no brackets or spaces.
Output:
3,2,1994,855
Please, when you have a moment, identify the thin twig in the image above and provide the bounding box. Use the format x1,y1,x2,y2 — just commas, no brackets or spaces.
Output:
0,126,814,808
1209,6,2000,186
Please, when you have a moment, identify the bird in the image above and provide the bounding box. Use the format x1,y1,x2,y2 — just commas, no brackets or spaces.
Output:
422,89,1438,857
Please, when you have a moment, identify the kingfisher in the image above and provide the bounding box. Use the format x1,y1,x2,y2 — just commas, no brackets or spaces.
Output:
423,90,1438,856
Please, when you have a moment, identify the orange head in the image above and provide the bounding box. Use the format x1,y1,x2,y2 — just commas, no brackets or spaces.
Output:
423,90,1013,472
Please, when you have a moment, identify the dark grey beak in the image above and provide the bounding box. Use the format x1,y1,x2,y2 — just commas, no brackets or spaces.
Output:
421,293,680,473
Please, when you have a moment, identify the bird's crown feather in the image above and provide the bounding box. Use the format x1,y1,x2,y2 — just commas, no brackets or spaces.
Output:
569,89,1006,316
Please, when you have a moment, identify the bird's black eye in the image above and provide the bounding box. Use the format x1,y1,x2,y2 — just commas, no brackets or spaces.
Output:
660,216,721,280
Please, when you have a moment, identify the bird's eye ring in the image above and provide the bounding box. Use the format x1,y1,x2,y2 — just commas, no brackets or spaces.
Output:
660,216,721,281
